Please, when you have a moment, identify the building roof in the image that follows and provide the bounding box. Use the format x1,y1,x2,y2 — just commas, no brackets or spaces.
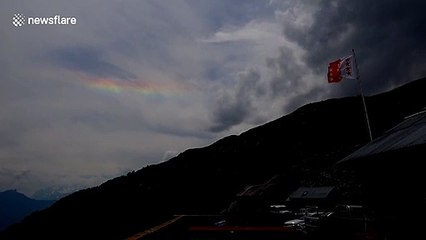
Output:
339,110,426,163
289,186,335,199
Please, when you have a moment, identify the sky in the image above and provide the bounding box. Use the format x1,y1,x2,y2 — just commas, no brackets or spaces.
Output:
1,0,425,198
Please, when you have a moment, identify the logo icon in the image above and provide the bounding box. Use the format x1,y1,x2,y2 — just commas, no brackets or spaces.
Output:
12,13,26,27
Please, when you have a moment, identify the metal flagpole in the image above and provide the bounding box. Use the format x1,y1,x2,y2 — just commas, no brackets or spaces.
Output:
352,49,373,142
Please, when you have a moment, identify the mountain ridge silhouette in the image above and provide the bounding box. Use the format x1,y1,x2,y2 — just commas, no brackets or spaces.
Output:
1,77,425,239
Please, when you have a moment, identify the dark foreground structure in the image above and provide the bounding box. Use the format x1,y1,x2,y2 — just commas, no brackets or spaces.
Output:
337,110,426,239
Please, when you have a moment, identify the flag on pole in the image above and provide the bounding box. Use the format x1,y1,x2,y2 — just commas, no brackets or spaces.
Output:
327,55,357,83
326,50,373,141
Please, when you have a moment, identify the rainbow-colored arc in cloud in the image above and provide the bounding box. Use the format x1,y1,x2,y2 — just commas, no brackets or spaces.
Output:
79,76,187,96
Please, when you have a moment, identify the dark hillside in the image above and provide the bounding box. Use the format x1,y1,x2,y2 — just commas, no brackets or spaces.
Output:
1,78,425,239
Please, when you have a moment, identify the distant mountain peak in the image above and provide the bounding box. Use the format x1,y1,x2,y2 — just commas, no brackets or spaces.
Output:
0,189,55,231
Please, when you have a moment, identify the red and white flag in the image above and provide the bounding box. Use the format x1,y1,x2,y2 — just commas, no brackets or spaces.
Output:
327,55,357,83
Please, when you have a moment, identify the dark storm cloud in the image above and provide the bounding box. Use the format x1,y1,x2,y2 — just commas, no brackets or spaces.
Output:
208,0,426,132
209,93,251,133
267,46,306,97
210,68,264,132
49,47,137,80
289,0,426,95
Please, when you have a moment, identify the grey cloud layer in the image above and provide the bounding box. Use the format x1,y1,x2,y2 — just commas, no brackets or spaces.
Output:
1,0,425,197
1,0,217,196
